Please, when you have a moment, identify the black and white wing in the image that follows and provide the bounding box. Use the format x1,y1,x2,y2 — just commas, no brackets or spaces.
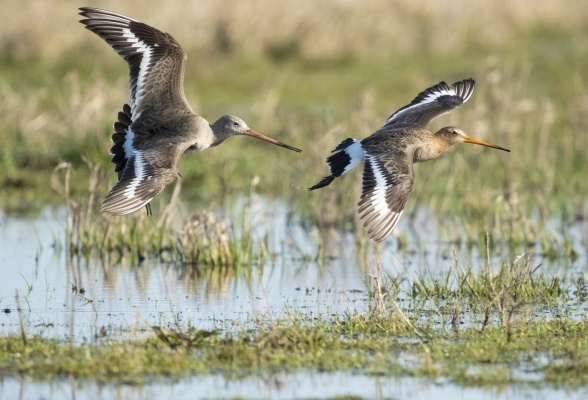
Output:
79,7,192,119
357,152,414,242
384,79,475,129
100,122,184,215
80,8,195,215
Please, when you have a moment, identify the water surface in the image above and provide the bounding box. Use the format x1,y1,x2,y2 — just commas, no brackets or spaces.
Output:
0,201,586,399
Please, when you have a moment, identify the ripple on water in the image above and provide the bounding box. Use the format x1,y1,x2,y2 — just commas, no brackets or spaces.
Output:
0,201,586,340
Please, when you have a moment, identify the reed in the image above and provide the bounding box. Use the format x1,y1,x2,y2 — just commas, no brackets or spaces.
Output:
50,161,269,266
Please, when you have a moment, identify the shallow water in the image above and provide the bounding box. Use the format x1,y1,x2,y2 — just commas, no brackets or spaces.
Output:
0,204,373,340
0,200,587,399
2,373,588,400
2,201,585,339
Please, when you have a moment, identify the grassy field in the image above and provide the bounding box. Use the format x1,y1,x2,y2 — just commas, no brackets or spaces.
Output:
1,0,588,393
2,0,588,221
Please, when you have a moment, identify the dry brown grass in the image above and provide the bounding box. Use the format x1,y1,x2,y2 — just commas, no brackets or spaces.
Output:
1,0,587,246
2,0,587,62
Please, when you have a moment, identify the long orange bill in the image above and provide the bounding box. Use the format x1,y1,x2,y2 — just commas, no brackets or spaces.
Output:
463,135,510,152
244,129,302,152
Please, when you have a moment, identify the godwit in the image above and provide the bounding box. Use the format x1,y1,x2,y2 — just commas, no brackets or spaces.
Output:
79,7,301,216
309,79,510,242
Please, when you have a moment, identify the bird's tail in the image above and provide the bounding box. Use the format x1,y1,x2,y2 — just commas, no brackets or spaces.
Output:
110,104,134,181
309,139,364,190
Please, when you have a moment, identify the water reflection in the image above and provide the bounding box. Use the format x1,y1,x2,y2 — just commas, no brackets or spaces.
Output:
0,203,371,339
1,200,587,399
0,199,586,340
2,372,587,400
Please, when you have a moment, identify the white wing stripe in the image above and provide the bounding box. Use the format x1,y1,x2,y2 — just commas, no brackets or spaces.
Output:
123,126,135,159
121,28,152,117
366,155,390,216
386,87,455,124
123,151,146,198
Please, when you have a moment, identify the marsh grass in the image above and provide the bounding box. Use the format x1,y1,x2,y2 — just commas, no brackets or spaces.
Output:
372,242,577,342
2,0,587,232
50,161,269,266
2,0,588,390
2,300,587,386
2,222,587,386
179,183,268,266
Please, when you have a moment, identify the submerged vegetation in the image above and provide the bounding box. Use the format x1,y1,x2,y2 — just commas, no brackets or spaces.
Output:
1,0,588,395
5,317,588,386
2,257,588,386
3,236,588,387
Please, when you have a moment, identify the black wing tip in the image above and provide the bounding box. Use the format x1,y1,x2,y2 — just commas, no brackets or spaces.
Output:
332,138,356,152
428,78,475,94
453,78,475,93
360,208,402,242
79,6,119,16
101,187,152,216
308,176,335,191
455,77,475,85
78,7,106,20
433,78,474,88
79,8,107,28
79,7,136,27
101,203,153,217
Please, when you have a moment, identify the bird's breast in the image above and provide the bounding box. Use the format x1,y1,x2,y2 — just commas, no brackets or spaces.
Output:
413,139,447,163
185,116,216,153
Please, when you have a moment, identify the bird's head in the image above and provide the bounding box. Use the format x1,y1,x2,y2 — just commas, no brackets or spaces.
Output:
214,115,251,136
211,115,301,152
437,126,510,152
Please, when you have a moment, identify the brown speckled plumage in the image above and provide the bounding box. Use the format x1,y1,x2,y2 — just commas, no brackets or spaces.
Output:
310,79,510,242
79,7,301,216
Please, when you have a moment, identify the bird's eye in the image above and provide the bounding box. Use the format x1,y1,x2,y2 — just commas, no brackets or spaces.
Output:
452,130,458,135
233,121,240,127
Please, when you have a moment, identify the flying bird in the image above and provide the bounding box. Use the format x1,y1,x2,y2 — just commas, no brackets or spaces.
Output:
79,7,301,216
309,79,510,242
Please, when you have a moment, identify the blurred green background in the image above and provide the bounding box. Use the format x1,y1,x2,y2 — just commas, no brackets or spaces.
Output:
1,0,587,229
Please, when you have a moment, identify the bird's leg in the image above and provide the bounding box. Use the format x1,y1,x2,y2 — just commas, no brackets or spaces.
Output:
145,203,152,216
177,172,182,179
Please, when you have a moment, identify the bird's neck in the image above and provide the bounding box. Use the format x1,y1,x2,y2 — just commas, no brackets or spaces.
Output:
210,126,230,147
185,116,218,152
209,118,233,147
413,134,450,163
